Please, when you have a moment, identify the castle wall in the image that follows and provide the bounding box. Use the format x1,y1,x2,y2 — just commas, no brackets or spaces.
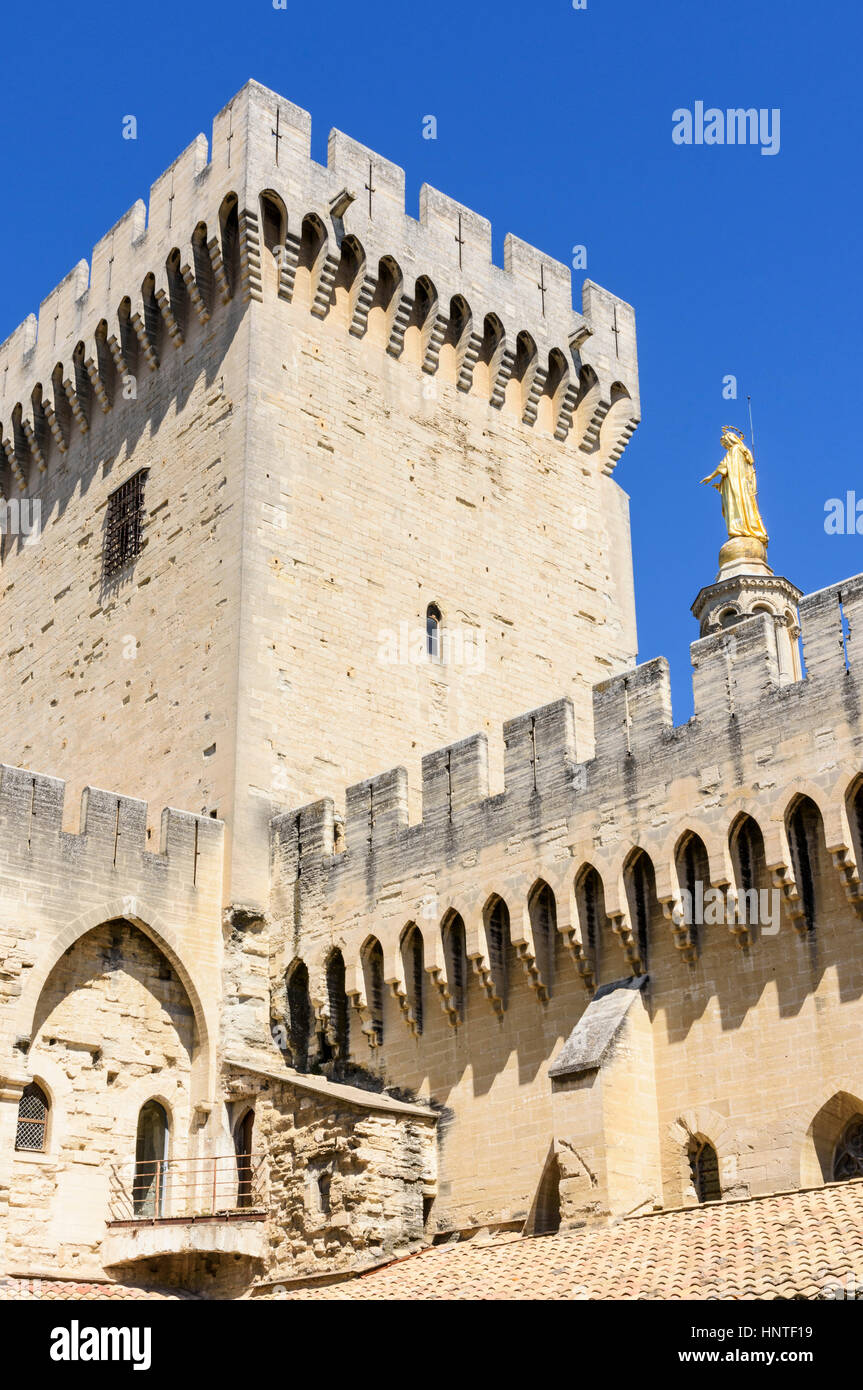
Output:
0,768,224,1277
0,304,249,883
229,287,637,905
0,81,641,909
267,583,863,1231
6,921,196,1276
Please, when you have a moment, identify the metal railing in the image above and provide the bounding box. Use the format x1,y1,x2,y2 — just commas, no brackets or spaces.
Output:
107,1152,267,1224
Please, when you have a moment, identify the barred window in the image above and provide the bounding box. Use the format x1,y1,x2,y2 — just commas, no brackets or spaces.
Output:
104,468,148,578
15,1082,49,1153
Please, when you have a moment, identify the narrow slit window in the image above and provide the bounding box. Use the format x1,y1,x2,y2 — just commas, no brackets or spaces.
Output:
426,604,442,661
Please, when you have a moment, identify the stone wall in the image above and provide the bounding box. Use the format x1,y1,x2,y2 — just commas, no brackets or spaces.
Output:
267,578,863,1230
0,767,224,1279
225,1065,437,1288
0,80,641,908
6,921,195,1275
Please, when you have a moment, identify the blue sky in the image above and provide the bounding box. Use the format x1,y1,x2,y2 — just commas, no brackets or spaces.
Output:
2,0,860,718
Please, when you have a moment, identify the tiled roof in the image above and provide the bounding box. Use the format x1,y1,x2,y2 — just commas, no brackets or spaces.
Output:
285,1179,863,1301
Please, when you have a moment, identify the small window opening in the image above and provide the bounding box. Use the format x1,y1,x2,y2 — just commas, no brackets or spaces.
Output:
426,603,442,661
104,468,148,578
688,1138,721,1203
15,1082,49,1152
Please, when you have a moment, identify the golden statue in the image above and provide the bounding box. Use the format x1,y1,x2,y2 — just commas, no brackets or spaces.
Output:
701,427,768,544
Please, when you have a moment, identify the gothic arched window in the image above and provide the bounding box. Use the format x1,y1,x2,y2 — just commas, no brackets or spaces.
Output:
326,949,349,1060
688,1138,721,1203
832,1116,863,1181
401,925,424,1035
484,896,511,1009
362,939,385,1045
442,913,467,1022
133,1100,169,1217
528,882,557,997
287,960,311,1070
15,1082,49,1153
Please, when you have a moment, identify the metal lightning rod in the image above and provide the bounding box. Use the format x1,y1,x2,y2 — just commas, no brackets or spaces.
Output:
747,395,756,455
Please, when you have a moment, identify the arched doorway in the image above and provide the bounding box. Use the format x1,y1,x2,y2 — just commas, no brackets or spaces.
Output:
133,1101,169,1217
234,1109,254,1209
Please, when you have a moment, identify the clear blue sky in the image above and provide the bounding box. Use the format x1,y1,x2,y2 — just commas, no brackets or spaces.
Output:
2,0,860,719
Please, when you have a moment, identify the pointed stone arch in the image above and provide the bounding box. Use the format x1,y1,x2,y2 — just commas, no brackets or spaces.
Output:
13,897,215,1102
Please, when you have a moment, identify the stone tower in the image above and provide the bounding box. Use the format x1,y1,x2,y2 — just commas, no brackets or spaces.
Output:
692,503,802,683
0,80,642,906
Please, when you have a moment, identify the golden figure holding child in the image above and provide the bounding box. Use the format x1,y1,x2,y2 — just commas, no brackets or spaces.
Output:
701,427,768,544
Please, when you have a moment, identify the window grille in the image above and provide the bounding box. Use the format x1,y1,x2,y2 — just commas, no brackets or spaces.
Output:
15,1082,48,1152
104,469,148,578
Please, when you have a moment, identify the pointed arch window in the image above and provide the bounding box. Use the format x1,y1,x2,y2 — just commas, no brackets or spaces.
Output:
443,914,467,1022
485,897,511,1008
287,960,311,1070
688,1138,721,1203
235,1108,255,1209
15,1082,49,1153
401,925,425,1035
133,1100,169,1217
363,939,385,1045
576,866,606,984
528,883,557,996
788,799,818,932
833,1116,863,1181
625,851,655,972
326,950,349,1060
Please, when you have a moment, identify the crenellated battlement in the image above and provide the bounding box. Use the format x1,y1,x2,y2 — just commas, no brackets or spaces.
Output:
269,572,863,1019
0,80,639,496
0,763,223,890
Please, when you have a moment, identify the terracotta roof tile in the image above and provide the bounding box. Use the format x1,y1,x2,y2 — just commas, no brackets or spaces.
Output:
284,1178,863,1301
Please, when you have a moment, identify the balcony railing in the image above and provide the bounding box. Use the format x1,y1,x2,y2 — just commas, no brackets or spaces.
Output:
107,1153,267,1225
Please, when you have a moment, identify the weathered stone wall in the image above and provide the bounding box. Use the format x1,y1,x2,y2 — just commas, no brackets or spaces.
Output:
0,80,640,909
269,579,863,1230
225,1065,436,1287
0,767,224,1278
0,274,248,891
6,921,195,1275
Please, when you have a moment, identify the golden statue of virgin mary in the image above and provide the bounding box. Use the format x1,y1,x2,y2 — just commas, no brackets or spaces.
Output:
701,427,768,544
